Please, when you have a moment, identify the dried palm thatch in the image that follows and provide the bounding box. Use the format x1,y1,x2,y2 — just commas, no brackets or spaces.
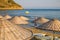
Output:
4,14,12,19
0,15,3,18
39,19,60,31
19,16,29,20
11,16,29,24
35,17,49,24
0,16,33,40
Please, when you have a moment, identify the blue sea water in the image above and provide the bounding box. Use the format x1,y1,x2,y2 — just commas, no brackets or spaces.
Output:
0,9,60,19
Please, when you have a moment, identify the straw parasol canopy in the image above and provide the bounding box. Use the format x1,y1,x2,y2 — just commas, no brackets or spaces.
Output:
0,15,3,18
39,19,60,31
19,16,29,20
0,16,33,40
11,16,29,24
4,14,12,19
35,17,49,24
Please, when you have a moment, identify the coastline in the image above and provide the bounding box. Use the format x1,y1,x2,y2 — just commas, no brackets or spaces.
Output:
0,8,23,10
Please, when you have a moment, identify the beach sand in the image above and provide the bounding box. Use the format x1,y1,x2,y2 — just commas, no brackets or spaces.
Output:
24,27,60,37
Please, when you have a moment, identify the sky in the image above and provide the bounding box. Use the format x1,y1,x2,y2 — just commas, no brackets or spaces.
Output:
14,0,60,9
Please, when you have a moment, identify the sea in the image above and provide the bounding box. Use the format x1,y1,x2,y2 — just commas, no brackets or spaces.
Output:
0,9,60,19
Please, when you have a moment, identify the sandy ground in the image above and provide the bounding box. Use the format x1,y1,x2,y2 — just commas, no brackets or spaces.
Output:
24,27,60,37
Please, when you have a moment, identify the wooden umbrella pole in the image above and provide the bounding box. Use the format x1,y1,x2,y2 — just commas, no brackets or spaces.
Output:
50,29,55,40
53,31,55,40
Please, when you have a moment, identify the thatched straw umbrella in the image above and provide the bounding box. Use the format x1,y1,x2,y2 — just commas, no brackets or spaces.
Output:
19,16,29,20
35,17,49,24
0,15,3,18
39,19,60,31
38,19,60,40
4,14,12,19
0,17,33,40
11,16,29,24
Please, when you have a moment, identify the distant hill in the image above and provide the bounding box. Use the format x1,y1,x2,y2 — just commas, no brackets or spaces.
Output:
0,0,23,9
